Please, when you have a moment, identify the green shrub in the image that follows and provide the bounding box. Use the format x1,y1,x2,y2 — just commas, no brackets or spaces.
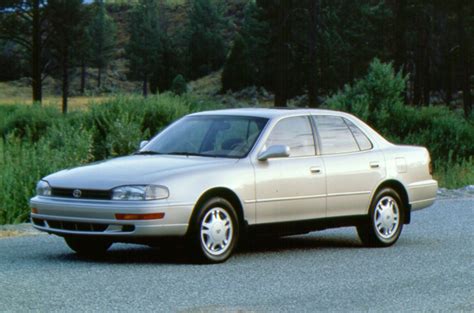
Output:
1,105,61,142
171,74,188,96
86,94,197,159
326,58,407,124
385,105,474,163
0,124,93,224
434,156,474,189
325,59,474,162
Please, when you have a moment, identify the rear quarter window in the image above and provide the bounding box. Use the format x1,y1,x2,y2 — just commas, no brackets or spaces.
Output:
343,118,373,151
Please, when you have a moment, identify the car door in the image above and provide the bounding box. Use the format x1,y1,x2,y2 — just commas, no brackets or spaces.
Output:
252,115,326,224
312,115,385,217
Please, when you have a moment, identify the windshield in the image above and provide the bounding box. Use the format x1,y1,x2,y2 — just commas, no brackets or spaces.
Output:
140,115,268,158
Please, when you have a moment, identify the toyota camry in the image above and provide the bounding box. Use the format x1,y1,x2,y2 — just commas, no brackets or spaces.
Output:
30,108,438,263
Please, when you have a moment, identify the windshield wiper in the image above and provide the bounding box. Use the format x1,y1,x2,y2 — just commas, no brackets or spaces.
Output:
167,152,210,157
134,150,162,155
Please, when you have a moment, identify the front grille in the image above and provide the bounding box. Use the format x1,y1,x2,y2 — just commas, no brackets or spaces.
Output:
51,187,111,200
46,220,109,232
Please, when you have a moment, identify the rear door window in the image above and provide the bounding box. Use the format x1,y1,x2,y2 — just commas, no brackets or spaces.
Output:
313,115,359,154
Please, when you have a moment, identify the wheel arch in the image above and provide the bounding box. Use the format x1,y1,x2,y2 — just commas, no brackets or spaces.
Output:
371,179,411,224
188,187,246,232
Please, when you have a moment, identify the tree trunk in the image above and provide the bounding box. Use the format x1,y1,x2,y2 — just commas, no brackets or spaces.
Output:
97,67,102,89
458,5,472,117
394,0,407,103
80,59,86,95
273,4,290,108
445,55,453,107
274,92,287,107
423,55,430,106
307,0,320,108
62,54,69,114
32,0,42,104
413,13,427,106
143,75,148,97
61,49,69,114
394,0,406,72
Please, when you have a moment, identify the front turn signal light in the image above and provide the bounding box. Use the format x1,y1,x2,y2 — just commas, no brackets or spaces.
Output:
115,213,165,220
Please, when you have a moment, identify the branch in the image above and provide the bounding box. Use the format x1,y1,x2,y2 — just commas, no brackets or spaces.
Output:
15,10,32,23
41,71,49,82
0,33,32,49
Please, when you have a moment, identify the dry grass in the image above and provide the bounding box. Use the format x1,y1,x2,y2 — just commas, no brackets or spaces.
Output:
0,230,23,238
188,70,223,96
0,82,111,111
0,228,43,238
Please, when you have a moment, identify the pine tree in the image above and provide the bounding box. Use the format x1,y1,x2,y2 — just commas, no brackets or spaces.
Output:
89,0,116,89
222,34,252,92
149,31,180,94
187,0,227,79
0,0,48,103
225,1,268,91
76,7,93,95
256,0,304,107
46,0,86,114
126,0,162,96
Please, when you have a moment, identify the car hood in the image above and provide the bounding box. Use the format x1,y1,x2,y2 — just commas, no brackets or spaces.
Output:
44,155,238,190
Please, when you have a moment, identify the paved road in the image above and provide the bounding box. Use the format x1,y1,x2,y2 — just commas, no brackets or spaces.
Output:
0,198,472,312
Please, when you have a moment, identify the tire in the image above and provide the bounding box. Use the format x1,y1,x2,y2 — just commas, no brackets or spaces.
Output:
64,236,112,256
357,188,404,247
188,197,239,263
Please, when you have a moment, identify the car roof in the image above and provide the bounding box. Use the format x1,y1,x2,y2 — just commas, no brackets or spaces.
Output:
189,108,347,119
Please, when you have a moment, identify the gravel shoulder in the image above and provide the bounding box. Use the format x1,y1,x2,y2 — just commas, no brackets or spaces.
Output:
0,223,42,239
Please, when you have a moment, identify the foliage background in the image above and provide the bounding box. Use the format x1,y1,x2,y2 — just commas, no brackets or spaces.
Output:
0,60,472,224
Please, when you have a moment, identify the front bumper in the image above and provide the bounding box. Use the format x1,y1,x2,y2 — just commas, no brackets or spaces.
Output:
30,196,193,237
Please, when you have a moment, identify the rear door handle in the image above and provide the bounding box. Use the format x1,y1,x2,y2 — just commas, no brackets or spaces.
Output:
310,166,322,174
369,162,380,169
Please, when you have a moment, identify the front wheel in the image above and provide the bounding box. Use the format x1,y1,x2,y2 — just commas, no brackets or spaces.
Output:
188,197,239,263
64,236,112,256
357,188,404,247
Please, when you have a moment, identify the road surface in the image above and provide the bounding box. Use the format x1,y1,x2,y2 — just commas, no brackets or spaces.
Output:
0,198,472,312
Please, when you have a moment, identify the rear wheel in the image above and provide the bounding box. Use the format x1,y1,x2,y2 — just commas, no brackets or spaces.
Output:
188,197,239,263
64,236,112,256
357,188,404,247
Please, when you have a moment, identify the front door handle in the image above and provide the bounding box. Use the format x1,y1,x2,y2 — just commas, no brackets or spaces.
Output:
370,162,380,169
310,166,322,174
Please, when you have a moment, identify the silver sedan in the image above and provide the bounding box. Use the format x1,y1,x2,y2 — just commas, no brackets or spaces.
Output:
30,108,438,263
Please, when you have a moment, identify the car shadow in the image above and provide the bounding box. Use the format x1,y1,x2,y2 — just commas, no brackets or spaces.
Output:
240,234,361,254
49,233,363,265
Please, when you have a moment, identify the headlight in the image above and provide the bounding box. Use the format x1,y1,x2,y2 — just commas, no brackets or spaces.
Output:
36,180,51,196
111,185,169,201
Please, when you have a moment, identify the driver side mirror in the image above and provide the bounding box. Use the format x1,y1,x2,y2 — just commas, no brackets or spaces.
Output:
139,140,149,149
258,145,290,161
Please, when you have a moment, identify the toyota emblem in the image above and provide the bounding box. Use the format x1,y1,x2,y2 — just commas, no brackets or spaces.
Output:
73,189,82,198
